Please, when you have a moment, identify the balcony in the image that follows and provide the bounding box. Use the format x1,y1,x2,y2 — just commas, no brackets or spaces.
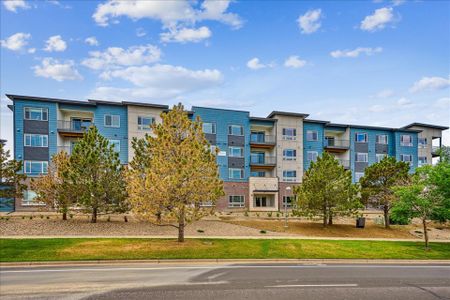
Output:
324,138,350,152
57,120,93,137
336,159,350,169
250,134,276,148
250,155,276,168
432,146,441,157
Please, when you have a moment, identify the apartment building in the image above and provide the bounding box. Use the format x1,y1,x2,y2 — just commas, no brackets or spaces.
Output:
5,94,448,212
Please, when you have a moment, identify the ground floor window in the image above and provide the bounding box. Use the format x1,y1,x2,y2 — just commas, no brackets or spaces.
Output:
254,195,275,208
282,196,294,209
228,195,245,208
22,190,38,205
24,160,48,176
355,172,364,182
418,156,427,166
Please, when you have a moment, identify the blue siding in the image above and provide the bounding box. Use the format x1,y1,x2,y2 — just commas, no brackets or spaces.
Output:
303,122,325,171
193,107,250,182
394,131,418,173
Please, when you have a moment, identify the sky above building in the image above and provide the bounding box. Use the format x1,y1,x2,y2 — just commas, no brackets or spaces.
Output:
1,0,449,152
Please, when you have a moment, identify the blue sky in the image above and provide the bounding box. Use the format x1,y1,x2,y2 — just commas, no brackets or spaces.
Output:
1,0,449,152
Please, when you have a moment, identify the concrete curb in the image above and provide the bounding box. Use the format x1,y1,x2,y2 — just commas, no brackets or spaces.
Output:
1,258,449,268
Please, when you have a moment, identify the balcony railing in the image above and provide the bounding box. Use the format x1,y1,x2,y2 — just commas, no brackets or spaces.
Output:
337,159,350,169
250,155,276,166
324,138,350,149
250,134,276,145
57,120,93,133
431,146,441,156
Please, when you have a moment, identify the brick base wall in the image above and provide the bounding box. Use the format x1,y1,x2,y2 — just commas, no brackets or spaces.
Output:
216,182,249,211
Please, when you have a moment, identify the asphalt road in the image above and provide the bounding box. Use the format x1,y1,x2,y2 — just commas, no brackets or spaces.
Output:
1,263,449,300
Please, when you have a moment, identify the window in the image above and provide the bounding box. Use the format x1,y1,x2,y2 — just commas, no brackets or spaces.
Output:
282,196,294,209
283,149,297,160
250,171,266,177
109,140,120,153
203,122,216,134
307,151,318,162
356,152,368,162
255,196,275,207
229,195,245,208
209,145,217,154
418,138,427,148
418,156,427,166
306,130,318,141
24,134,48,147
22,190,38,205
283,170,297,182
104,114,120,127
229,168,244,179
401,135,412,147
355,133,368,143
400,154,413,165
24,107,48,121
282,128,296,140
24,161,48,175
355,172,364,182
229,146,244,157
376,134,388,145
137,116,154,131
376,153,387,163
228,125,244,136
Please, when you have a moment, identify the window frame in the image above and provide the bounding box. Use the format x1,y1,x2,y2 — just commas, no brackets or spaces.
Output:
137,116,155,131
418,156,427,166
250,171,266,177
306,130,319,142
283,149,297,160
109,139,121,153
282,128,297,140
418,137,427,148
22,190,42,206
400,154,413,165
355,152,368,162
376,134,388,145
376,153,387,163
24,134,48,147
228,195,245,208
355,132,368,143
228,146,244,158
307,151,318,162
400,135,413,147
24,160,48,175
282,170,297,182
355,172,364,182
104,114,120,128
229,168,244,179
228,124,244,136
282,196,295,209
24,107,48,121
203,122,216,134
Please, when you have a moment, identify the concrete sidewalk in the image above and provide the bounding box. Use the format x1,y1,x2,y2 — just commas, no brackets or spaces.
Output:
2,235,449,242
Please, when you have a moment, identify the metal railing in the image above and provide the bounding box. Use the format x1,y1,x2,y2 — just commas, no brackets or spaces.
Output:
57,120,93,132
250,155,276,165
250,134,276,145
324,138,350,148
431,146,441,154
337,159,350,168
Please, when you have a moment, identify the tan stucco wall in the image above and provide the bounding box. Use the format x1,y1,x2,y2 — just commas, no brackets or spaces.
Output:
409,126,444,165
249,177,279,211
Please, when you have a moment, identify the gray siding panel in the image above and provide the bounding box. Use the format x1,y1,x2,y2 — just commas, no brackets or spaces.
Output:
375,143,388,154
228,157,245,168
228,135,245,146
24,120,49,134
355,142,368,152
355,162,368,172
24,147,49,161
205,133,216,145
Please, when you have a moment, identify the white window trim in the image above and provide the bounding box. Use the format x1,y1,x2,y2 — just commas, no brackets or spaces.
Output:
228,125,244,136
203,122,217,134
24,107,48,121
283,149,297,160
283,170,297,182
24,160,48,175
137,116,154,131
376,153,387,163
400,135,413,147
400,154,413,165
307,151,318,162
24,134,48,147
376,134,388,145
229,146,244,158
229,168,244,179
356,152,368,162
228,195,245,208
355,132,368,143
104,114,120,128
306,130,319,142
109,140,121,153
355,172,364,182
282,128,297,140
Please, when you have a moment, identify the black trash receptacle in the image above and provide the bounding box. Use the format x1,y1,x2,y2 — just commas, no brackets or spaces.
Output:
356,217,366,228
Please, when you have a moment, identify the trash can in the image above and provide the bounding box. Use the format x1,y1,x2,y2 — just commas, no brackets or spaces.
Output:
356,217,366,228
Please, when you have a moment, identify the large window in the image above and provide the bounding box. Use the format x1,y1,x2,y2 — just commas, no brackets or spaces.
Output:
282,128,296,140
356,152,368,162
355,132,368,143
400,154,413,165
418,138,427,148
376,134,388,145
355,172,364,182
109,140,120,153
255,196,275,208
203,122,216,134
24,161,48,175
307,151,318,162
283,149,297,160
229,168,244,179
228,195,245,208
282,196,294,209
24,134,48,147
283,170,297,182
250,171,266,177
229,146,244,157
22,190,38,206
104,114,120,128
376,153,387,163
418,156,427,166
137,116,154,131
228,125,244,136
24,107,48,121
306,130,318,141
400,135,412,147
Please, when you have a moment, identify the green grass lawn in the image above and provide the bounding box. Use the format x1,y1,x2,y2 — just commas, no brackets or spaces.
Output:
1,238,449,262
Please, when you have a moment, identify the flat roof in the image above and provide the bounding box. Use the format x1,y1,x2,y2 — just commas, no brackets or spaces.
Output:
192,106,250,114
267,111,309,118
402,122,449,130
304,119,329,124
250,116,277,122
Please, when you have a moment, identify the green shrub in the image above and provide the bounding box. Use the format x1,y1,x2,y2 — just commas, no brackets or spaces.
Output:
107,216,111,222
69,214,74,219
260,230,267,234
46,216,50,219
267,212,272,217
29,216,33,220
40,215,44,219
244,211,249,217
197,229,204,233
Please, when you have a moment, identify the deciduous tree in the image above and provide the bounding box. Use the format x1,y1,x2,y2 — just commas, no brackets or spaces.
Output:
127,104,224,242
0,142,26,199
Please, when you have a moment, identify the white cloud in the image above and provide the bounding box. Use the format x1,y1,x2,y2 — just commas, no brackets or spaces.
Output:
246,57,270,70
85,36,99,46
410,76,450,93
284,55,307,68
27,47,36,54
33,58,83,81
369,104,386,113
92,0,242,28
297,9,322,34
330,47,383,58
434,97,450,109
160,26,212,43
44,35,67,52
82,44,161,70
397,97,413,107
373,89,395,98
0,32,31,51
2,0,29,12
360,7,395,32
136,28,146,37
392,0,405,6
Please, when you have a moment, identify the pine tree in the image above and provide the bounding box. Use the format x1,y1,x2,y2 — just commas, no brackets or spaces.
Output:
127,103,224,242
0,142,26,199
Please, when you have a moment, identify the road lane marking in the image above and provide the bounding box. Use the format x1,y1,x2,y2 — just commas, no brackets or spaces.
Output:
266,284,359,288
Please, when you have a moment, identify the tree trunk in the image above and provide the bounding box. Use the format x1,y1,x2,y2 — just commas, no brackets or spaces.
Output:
323,204,328,227
91,207,97,223
383,205,390,228
328,213,333,225
178,208,185,242
423,218,429,250
62,212,67,220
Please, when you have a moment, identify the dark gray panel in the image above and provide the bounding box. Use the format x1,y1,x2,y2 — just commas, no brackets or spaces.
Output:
205,133,216,145
24,147,49,161
355,142,368,152
228,135,245,146
355,162,368,172
24,120,49,134
375,144,388,154
228,157,245,168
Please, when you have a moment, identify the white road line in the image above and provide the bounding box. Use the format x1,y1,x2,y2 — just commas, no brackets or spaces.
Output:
266,284,359,288
2,265,450,274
